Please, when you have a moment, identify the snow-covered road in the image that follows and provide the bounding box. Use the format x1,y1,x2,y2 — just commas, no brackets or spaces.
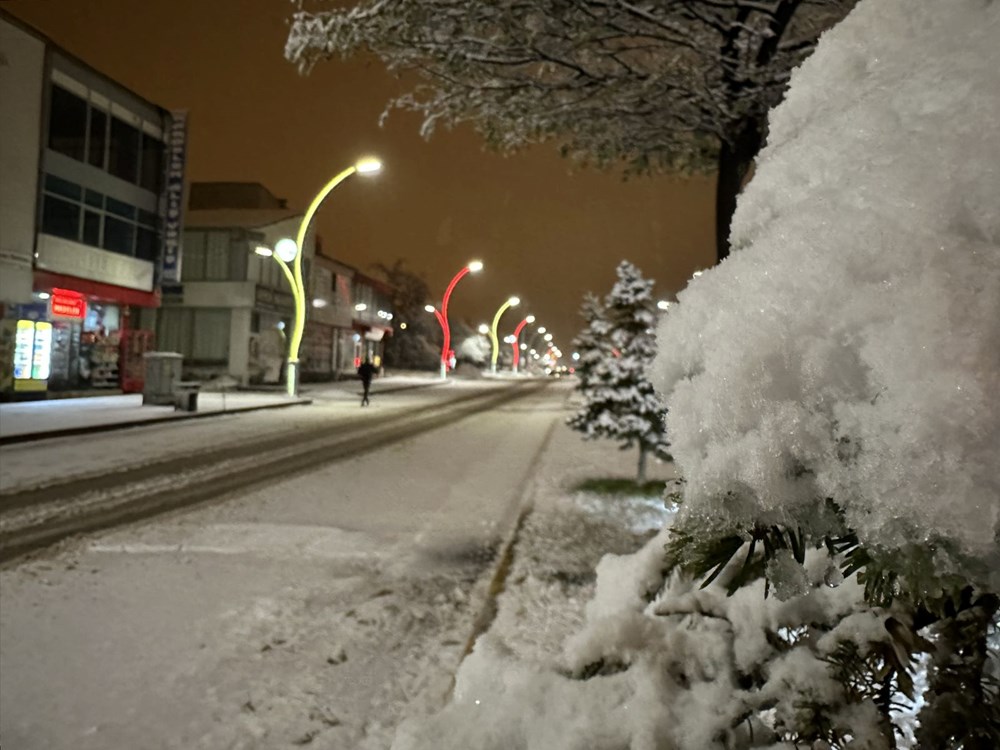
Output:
0,381,571,749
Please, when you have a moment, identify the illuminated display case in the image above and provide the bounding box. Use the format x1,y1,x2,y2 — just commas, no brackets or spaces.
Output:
13,320,52,392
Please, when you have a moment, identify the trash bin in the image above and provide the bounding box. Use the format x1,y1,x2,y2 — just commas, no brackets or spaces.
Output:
143,352,183,406
174,381,201,412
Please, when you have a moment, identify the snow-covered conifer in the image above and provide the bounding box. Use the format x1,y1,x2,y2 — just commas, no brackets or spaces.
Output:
568,262,669,482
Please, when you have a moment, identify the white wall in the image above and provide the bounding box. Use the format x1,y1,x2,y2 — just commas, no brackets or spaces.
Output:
0,18,44,305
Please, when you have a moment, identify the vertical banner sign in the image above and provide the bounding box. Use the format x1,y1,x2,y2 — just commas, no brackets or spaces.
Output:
162,110,189,283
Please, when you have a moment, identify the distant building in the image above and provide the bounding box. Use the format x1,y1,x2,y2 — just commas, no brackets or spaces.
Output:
0,11,184,399
159,183,312,386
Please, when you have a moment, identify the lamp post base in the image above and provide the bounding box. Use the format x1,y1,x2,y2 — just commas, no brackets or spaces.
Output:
439,361,447,380
286,360,300,397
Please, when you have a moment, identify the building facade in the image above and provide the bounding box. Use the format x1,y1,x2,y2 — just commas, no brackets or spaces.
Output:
0,12,182,398
157,183,313,386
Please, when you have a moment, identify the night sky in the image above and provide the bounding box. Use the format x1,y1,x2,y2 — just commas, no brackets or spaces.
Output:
6,0,716,347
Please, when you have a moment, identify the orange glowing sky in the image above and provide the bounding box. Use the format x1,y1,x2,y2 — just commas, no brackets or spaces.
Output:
7,0,716,345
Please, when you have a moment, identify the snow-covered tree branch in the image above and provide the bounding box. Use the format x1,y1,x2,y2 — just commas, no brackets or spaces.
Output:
285,0,855,262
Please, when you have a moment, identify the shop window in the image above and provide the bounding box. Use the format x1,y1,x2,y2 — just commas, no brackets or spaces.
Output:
41,194,81,240
139,135,164,192
103,215,135,256
48,85,88,162
108,116,140,183
88,108,108,169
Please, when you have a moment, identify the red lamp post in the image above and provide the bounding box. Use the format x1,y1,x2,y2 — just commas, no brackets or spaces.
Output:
434,261,483,379
510,314,535,374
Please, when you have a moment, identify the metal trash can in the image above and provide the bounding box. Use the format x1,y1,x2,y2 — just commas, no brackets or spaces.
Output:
173,381,201,412
143,352,183,406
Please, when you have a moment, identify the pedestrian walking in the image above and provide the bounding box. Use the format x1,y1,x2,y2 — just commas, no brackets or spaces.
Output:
358,358,377,406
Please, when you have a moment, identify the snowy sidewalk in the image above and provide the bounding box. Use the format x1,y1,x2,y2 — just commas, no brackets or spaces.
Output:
0,373,445,442
0,392,309,442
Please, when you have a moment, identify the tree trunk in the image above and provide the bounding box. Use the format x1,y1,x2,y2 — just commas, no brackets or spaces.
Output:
714,121,764,264
637,446,648,484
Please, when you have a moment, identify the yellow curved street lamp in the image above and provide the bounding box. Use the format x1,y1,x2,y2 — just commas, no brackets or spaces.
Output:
278,157,382,396
489,296,520,374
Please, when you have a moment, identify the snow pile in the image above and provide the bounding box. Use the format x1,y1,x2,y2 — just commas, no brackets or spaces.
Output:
395,528,886,750
654,0,1000,583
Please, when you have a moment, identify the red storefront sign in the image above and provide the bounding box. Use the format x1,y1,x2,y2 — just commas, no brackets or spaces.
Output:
50,288,87,319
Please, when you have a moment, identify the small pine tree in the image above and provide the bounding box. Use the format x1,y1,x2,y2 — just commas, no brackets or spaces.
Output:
570,292,611,393
568,261,670,482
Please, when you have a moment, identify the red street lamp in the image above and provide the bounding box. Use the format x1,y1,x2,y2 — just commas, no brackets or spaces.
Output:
510,315,535,374
435,260,483,379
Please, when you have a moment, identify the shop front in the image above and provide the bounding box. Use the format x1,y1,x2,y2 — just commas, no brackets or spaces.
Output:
1,271,157,400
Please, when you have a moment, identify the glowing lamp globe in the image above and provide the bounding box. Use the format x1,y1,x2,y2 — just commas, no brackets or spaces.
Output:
275,238,298,263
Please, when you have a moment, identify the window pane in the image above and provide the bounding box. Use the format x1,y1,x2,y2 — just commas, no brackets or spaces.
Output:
85,189,104,208
191,309,230,362
228,243,247,280
44,173,83,201
138,208,159,228
83,210,102,246
139,135,164,192
108,117,140,183
205,232,230,280
41,194,80,240
156,309,191,357
48,85,87,161
88,108,107,169
105,196,136,220
102,215,135,256
182,243,205,281
136,226,159,261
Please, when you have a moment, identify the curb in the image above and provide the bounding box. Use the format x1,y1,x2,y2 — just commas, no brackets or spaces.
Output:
445,404,565,701
0,398,313,446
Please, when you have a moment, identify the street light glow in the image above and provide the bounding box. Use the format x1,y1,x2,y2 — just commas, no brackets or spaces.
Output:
355,303,368,311
544,333,553,342
425,304,437,313
537,327,546,334
275,238,298,263
478,323,490,334
355,157,382,174
657,300,671,310
508,296,520,306
467,260,484,273
526,315,535,323
254,245,273,257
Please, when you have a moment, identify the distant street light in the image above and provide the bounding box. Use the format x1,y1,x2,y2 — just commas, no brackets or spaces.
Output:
509,314,535,375
489,296,520,374
268,157,382,397
431,261,484,379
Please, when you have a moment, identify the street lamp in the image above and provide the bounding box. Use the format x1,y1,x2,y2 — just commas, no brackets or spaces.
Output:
510,314,535,375
432,261,483,379
273,157,382,397
489,296,520,374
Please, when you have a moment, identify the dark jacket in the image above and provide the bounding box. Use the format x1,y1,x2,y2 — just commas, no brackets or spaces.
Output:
357,362,377,384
